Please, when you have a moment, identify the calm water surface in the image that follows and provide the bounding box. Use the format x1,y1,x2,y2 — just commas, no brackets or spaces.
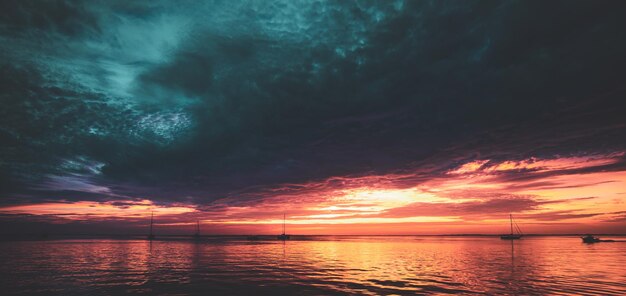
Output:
1,236,625,295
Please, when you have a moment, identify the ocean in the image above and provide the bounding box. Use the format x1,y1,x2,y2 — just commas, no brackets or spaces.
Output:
1,236,625,295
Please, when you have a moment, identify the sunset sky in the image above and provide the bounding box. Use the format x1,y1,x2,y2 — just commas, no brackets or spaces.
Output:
1,1,625,235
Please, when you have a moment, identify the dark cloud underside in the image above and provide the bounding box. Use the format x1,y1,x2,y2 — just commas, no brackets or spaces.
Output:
1,0,626,205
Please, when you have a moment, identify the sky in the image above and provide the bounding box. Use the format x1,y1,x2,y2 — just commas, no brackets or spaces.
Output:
1,0,626,235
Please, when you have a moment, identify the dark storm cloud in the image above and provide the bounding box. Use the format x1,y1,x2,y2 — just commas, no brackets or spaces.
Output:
0,0,100,37
1,0,626,205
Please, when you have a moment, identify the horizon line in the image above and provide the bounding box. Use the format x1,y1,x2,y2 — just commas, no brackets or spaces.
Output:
4,233,626,237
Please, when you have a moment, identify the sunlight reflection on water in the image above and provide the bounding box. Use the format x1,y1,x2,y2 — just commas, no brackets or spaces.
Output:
1,236,625,295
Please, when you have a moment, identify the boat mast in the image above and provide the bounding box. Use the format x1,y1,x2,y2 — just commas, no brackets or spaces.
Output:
196,220,200,236
510,214,513,235
283,213,286,235
150,212,154,236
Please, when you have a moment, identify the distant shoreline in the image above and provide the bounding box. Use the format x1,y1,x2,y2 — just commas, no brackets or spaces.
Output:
2,233,626,242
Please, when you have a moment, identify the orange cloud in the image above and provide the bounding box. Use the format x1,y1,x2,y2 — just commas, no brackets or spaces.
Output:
0,199,195,221
1,153,625,234
448,152,624,175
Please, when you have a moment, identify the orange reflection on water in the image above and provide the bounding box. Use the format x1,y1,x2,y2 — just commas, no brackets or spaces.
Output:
2,237,625,295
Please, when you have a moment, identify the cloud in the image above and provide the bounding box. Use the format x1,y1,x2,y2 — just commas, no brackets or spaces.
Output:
378,195,598,220
0,1,625,234
0,0,100,37
601,211,626,222
516,210,605,222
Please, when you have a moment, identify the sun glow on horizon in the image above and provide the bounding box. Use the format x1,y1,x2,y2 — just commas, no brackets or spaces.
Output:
1,153,625,234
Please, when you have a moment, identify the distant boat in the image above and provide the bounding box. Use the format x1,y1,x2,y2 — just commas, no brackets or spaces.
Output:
579,234,618,243
193,220,201,239
500,214,522,240
147,212,155,240
277,213,290,240
581,234,600,243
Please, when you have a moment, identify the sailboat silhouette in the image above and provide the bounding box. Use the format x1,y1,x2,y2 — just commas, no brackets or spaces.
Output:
277,213,290,240
193,220,201,239
147,212,155,240
500,214,522,240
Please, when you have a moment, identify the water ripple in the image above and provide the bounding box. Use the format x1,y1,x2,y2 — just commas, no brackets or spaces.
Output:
1,236,625,295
